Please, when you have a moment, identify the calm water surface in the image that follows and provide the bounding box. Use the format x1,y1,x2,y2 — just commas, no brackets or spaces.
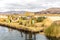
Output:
0,26,48,40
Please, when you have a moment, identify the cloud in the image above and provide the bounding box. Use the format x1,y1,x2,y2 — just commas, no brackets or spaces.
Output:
0,0,60,12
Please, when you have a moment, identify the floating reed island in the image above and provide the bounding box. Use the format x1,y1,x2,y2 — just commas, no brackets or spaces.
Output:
0,13,49,33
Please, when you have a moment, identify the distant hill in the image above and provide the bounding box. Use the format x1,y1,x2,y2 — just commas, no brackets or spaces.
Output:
0,11,25,14
6,11,25,14
35,8,60,14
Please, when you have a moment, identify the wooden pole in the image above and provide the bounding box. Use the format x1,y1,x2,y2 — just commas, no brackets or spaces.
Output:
34,34,36,40
29,33,32,40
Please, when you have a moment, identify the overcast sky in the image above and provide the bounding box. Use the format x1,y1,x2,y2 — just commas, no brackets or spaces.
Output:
0,0,60,12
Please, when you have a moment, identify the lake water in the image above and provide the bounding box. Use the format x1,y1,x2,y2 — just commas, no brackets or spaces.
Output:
0,26,48,40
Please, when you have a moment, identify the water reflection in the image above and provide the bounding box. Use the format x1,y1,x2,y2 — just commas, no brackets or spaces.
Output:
0,26,48,40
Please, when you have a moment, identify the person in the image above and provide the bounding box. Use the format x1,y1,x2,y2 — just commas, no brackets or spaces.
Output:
31,19,34,24
31,19,35,27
